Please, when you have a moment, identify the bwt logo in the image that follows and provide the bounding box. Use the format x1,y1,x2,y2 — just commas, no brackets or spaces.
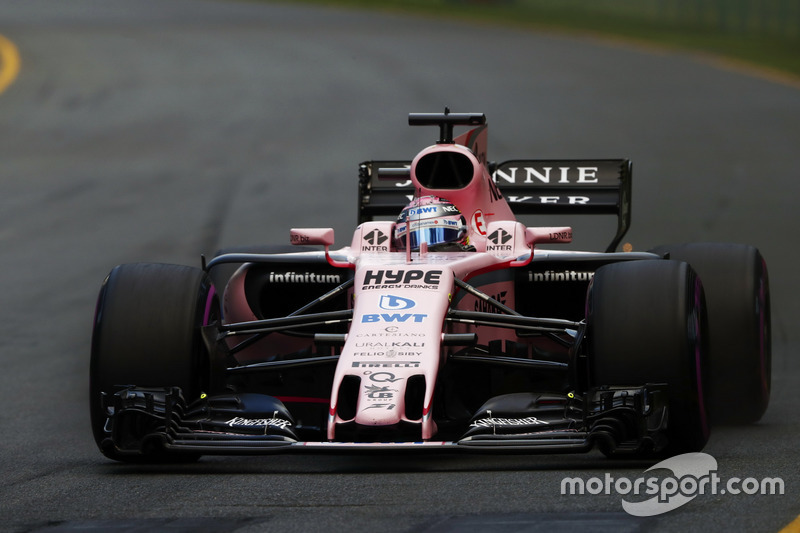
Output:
361,313,427,323
406,206,438,217
379,295,416,311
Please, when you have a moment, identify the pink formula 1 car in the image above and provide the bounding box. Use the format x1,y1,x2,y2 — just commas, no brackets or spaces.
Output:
90,111,770,461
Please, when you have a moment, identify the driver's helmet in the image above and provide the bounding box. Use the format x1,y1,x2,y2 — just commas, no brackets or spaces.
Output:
394,195,471,251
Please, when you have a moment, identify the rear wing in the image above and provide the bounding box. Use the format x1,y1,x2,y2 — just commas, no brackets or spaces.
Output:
358,158,632,253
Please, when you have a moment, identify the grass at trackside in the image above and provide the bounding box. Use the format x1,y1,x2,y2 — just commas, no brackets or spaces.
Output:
271,0,800,81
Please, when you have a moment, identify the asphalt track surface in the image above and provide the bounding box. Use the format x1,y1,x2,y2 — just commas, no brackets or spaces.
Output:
0,1,798,532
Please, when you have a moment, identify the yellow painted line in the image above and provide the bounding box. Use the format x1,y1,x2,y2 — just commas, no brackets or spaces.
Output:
546,27,800,91
781,515,800,533
694,52,800,91
0,33,21,94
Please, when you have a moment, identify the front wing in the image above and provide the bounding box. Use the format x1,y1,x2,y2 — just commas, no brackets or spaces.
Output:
97,384,669,457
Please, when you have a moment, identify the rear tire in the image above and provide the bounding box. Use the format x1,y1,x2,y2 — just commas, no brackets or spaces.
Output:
588,260,710,456
90,263,219,462
649,243,771,424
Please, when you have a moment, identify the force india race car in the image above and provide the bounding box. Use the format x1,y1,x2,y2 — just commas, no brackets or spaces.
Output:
90,111,771,461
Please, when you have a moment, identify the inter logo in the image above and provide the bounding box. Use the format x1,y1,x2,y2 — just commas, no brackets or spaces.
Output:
363,230,389,251
488,228,512,245
364,230,388,246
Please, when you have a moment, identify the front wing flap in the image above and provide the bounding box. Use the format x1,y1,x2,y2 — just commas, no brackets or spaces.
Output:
97,384,669,458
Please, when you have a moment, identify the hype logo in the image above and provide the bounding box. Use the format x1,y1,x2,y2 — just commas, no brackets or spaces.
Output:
379,295,416,311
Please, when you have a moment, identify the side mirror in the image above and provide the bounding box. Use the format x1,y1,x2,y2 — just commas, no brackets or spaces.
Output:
526,227,573,246
507,226,573,267
290,228,335,247
290,228,352,269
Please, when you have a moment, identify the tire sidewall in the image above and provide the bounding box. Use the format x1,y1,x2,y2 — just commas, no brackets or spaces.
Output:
89,263,217,460
588,260,710,455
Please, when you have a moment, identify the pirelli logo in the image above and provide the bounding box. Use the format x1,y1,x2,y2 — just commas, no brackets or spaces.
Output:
352,361,421,368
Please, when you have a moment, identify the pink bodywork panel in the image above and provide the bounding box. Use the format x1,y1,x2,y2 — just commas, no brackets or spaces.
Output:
226,125,573,440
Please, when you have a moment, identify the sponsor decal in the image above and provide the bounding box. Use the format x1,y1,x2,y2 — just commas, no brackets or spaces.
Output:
471,210,486,236
487,228,513,252
405,204,459,218
363,403,395,410
493,166,599,184
353,341,425,357
529,270,595,282
269,271,342,284
389,166,412,188
549,230,573,241
379,295,416,311
399,218,461,234
365,371,403,383
225,416,292,429
474,291,507,313
361,313,427,323
354,332,425,338
488,229,512,245
488,174,503,202
407,205,438,217
354,341,425,348
502,196,591,205
352,351,422,357
352,361,421,368
361,381,399,410
362,229,389,252
470,415,548,428
540,196,590,204
365,384,397,399
356,341,425,348
363,269,442,290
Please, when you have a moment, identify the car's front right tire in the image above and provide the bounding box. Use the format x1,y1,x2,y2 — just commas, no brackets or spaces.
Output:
587,260,710,456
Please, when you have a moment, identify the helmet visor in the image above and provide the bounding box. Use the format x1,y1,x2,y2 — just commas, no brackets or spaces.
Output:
395,220,466,250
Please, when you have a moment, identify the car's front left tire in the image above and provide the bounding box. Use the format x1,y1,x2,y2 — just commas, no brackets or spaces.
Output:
90,263,218,462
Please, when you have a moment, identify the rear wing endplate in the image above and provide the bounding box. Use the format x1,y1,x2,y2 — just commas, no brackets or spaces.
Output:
358,159,631,253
